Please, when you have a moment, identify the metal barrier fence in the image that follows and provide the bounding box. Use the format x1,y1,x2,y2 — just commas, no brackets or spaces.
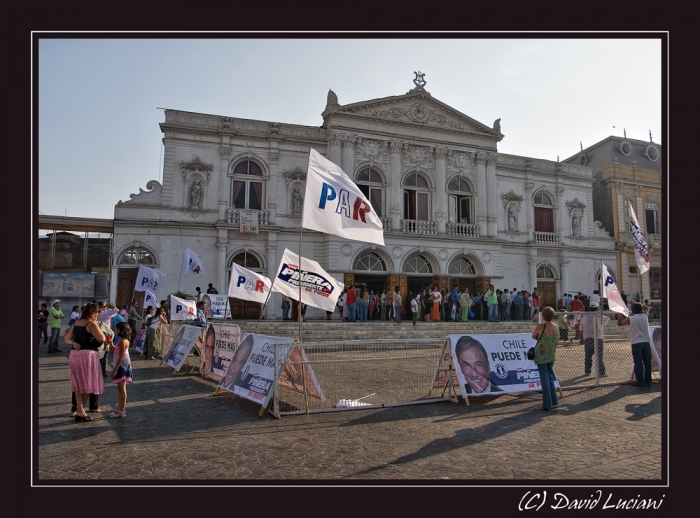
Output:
268,311,660,417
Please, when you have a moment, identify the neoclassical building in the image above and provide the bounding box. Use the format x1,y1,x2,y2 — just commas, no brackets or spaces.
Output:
111,77,617,318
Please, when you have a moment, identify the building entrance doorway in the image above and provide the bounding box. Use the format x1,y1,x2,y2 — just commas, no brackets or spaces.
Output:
537,281,556,308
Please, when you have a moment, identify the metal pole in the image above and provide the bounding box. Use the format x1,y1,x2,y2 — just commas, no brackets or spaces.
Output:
298,228,303,343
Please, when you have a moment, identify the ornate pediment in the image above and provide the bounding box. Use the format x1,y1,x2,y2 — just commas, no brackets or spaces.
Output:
329,93,500,138
501,190,524,208
283,167,307,185
565,198,586,214
120,180,163,205
180,157,213,180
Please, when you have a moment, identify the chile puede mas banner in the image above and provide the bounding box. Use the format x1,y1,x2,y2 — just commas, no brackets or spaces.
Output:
272,248,343,312
302,148,385,246
449,333,560,396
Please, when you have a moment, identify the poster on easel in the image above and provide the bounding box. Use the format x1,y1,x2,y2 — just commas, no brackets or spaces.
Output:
132,328,146,354
161,325,204,372
649,326,662,377
429,339,460,397
201,323,241,380
277,345,325,401
449,334,560,396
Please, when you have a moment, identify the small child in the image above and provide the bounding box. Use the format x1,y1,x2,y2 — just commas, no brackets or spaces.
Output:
68,305,80,326
110,322,133,418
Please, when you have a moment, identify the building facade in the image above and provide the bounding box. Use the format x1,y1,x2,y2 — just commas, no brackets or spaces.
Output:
564,135,662,301
112,80,617,318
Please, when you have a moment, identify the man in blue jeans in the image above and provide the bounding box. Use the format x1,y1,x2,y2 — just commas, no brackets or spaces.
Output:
346,285,357,322
393,286,402,324
617,302,653,387
48,299,64,353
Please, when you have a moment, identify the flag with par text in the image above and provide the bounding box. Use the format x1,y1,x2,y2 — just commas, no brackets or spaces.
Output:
143,289,159,309
601,262,629,316
170,295,196,321
134,265,166,293
272,248,344,312
182,247,205,276
228,262,272,304
628,203,650,275
302,148,385,245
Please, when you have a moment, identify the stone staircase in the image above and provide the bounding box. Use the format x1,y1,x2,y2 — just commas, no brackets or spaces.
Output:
233,319,539,343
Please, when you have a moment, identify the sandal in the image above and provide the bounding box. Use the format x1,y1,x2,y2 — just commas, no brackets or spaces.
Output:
88,408,101,413
109,410,126,418
75,414,93,422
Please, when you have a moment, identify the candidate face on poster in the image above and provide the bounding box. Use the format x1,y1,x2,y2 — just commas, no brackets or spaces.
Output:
208,295,232,318
162,325,202,371
450,334,559,396
203,323,240,377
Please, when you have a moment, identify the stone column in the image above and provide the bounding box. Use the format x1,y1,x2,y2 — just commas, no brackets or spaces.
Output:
635,185,645,236
265,232,278,319
528,251,538,293
556,184,566,241
342,134,356,178
485,154,498,237
218,145,231,222
560,257,569,296
267,150,279,225
475,154,487,237
389,140,403,231
434,147,447,233
615,182,627,244
216,228,228,295
328,131,342,167
525,179,535,243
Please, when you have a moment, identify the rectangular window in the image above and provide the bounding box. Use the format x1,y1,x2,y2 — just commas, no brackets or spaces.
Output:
534,207,554,233
646,202,659,234
248,181,262,210
232,180,246,209
359,185,382,217
404,190,428,220
629,266,638,274
232,180,263,210
449,195,471,223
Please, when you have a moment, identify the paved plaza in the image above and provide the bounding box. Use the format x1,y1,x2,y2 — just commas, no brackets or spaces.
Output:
36,341,663,482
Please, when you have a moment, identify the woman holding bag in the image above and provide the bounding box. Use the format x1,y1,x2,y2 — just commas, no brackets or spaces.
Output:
531,306,560,411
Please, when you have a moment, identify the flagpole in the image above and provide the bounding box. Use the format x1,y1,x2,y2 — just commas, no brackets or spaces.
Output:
298,226,303,344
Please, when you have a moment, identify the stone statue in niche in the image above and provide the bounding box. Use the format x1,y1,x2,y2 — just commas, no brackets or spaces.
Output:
572,213,580,236
190,178,202,208
508,207,517,232
292,187,303,214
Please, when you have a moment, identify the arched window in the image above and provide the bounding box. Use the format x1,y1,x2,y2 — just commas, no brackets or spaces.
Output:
117,246,155,265
231,251,262,271
356,167,383,217
534,191,555,233
403,173,429,220
230,160,263,210
449,256,476,275
353,250,386,272
537,265,556,279
403,253,433,274
447,177,473,224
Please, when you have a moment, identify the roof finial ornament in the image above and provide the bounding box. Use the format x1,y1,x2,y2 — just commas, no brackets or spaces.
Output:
580,141,583,151
413,71,426,89
623,128,627,138
649,129,653,142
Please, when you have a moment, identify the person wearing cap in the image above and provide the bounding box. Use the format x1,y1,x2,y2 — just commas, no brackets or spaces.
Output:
579,302,610,377
48,299,64,353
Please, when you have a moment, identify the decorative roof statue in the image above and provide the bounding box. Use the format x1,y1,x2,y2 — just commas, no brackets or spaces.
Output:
493,118,501,132
326,89,339,109
413,71,426,89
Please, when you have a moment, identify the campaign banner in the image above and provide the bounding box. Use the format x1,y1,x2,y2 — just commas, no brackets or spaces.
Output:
302,148,385,245
449,333,560,396
430,340,460,394
132,328,146,354
162,325,204,371
601,262,629,316
239,209,259,234
208,294,232,318
228,262,272,304
218,333,295,406
272,248,343,312
202,323,241,379
628,203,650,275
134,265,166,293
143,289,159,309
277,345,326,402
170,295,197,321
182,247,205,276
649,326,662,376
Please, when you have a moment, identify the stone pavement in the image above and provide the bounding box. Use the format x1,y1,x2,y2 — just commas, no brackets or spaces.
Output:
37,341,662,482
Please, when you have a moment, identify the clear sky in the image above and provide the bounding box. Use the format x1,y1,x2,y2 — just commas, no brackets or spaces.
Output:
37,37,662,221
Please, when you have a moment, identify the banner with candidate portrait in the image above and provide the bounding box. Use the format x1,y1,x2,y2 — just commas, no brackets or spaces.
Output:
134,265,166,293
181,247,205,276
201,323,241,379
162,325,204,371
228,262,272,304
449,334,560,397
277,345,326,402
206,295,232,318
302,148,385,246
170,295,196,321
218,333,295,406
272,248,344,312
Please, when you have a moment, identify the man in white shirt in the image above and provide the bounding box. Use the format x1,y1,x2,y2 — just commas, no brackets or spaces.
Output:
589,290,601,306
579,302,610,377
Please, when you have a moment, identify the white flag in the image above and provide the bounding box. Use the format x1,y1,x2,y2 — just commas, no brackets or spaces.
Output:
628,203,650,275
228,262,272,304
143,289,159,309
302,148,385,245
134,265,166,293
272,248,344,312
601,262,629,316
169,295,196,321
182,247,205,276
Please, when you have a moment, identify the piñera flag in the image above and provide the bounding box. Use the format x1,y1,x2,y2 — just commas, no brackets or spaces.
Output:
601,262,629,316
228,262,272,304
134,265,166,293
272,248,344,312
182,247,205,276
628,202,650,275
302,148,385,245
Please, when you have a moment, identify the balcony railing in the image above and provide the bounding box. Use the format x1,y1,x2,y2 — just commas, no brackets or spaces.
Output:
381,218,392,231
446,222,480,238
535,231,560,245
401,219,438,235
226,209,270,226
